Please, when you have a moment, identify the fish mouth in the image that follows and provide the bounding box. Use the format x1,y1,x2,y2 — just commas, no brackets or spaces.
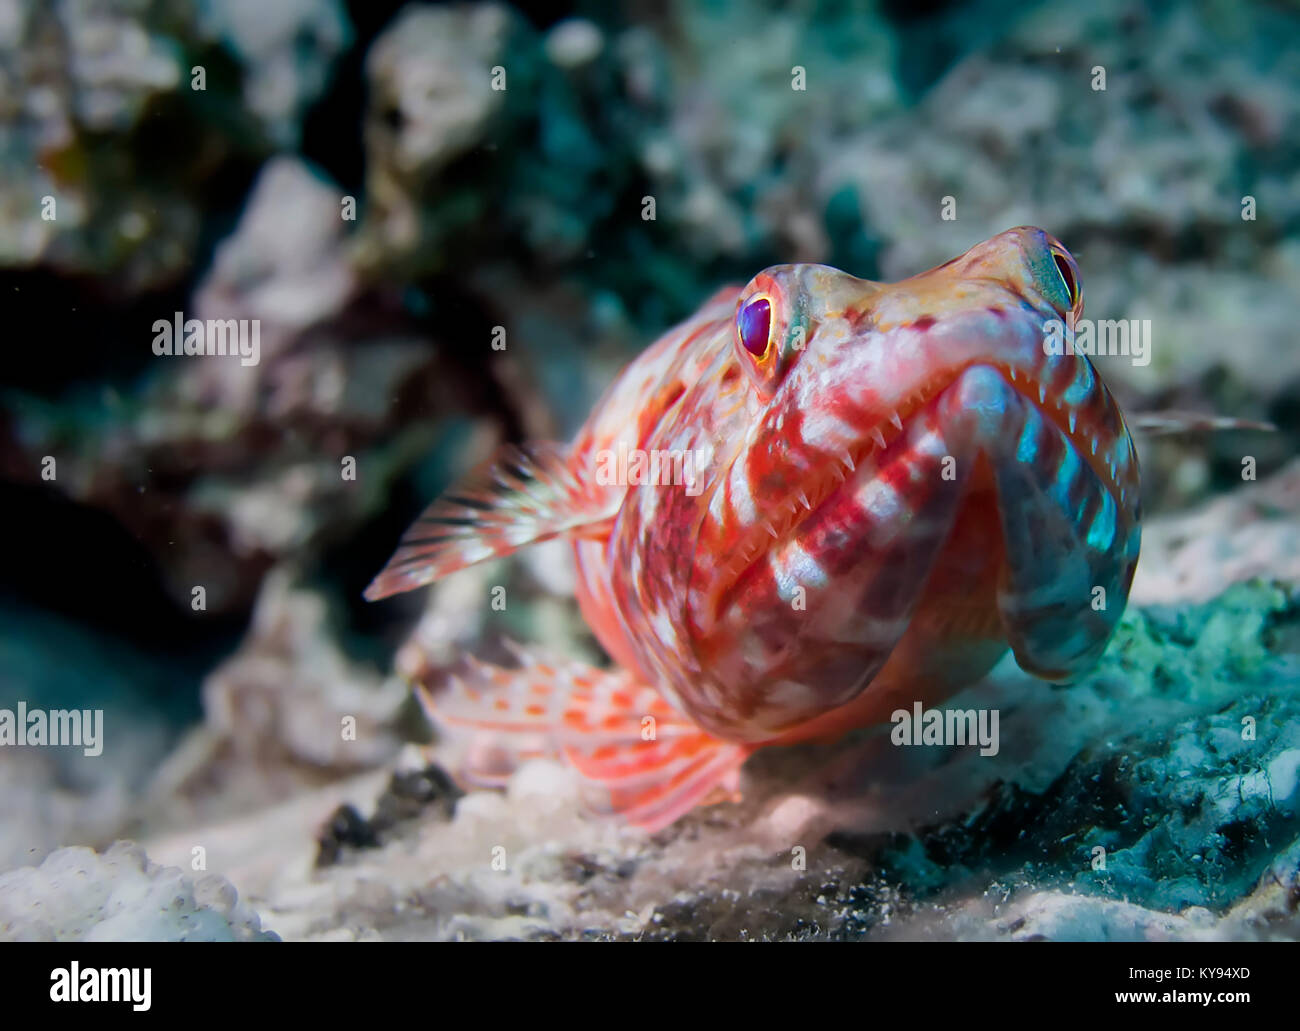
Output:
993,359,1130,496
708,356,1124,598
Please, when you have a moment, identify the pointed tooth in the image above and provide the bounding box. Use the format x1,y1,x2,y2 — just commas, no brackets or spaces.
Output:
1008,366,1017,382
1038,383,1047,404
842,453,856,472
798,491,811,510
766,522,779,539
1068,410,1077,433
871,428,887,449
889,412,904,431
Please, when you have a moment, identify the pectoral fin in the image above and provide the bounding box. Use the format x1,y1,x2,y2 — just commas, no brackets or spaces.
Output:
414,642,752,831
365,441,617,600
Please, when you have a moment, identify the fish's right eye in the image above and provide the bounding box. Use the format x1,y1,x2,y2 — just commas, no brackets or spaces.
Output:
733,269,796,398
737,296,773,357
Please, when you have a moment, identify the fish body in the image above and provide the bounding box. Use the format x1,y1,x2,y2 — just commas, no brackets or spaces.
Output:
367,227,1142,830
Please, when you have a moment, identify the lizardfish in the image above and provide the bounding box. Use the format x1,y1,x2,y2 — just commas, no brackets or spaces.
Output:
367,227,1142,831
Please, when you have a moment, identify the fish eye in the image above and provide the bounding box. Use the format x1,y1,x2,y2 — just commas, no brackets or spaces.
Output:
737,295,773,358
1052,251,1079,308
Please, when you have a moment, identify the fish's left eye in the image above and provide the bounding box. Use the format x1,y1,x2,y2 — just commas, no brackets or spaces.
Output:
738,296,772,357
1052,249,1080,310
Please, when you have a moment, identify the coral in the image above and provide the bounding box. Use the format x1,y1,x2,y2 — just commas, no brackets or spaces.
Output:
0,0,346,289
139,567,414,830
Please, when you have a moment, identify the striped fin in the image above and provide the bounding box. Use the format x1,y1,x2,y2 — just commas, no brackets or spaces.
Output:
416,644,752,831
559,678,752,831
365,442,617,600
416,646,585,787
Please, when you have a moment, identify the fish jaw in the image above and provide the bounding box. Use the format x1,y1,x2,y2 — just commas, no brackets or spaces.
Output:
674,230,1138,741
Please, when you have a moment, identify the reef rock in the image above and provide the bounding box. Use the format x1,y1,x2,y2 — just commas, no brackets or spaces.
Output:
0,841,276,942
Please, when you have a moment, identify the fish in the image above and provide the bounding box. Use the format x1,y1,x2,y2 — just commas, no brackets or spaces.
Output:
365,226,1144,832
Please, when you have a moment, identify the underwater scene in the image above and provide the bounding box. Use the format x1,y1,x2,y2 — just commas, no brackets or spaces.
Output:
0,0,1298,953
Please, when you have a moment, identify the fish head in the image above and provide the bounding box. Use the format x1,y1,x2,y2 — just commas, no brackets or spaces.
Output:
730,226,1083,407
